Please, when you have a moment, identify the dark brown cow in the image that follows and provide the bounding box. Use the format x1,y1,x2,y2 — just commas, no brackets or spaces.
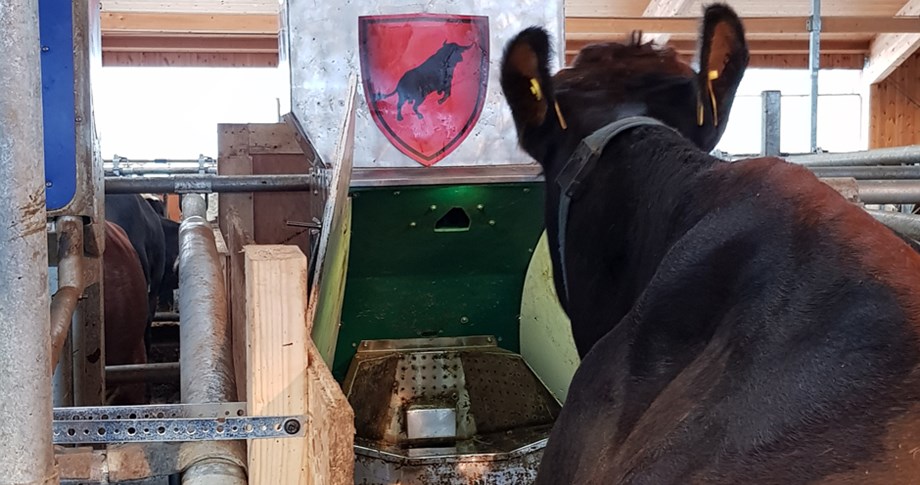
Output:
500,4,920,484
103,220,149,405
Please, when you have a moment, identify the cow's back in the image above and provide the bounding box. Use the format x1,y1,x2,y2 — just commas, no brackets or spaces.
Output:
537,155,920,484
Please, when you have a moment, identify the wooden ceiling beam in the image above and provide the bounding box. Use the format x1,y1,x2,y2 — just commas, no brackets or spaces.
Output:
566,16,920,39
101,12,279,35
565,39,871,56
640,0,695,45
103,33,278,54
863,0,920,84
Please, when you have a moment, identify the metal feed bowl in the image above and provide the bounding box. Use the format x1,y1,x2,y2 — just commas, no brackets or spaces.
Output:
342,335,561,484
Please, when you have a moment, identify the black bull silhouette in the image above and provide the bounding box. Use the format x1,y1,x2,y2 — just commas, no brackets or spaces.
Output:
374,40,474,121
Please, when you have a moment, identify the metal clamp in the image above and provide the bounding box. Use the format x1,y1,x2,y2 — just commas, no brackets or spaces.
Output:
52,402,305,444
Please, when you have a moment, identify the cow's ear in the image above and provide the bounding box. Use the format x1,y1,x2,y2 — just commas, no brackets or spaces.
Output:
500,27,555,148
695,4,748,132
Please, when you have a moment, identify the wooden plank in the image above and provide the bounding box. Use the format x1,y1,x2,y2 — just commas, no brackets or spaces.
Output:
244,245,311,485
102,51,277,67
863,0,920,84
641,0,695,45
566,38,870,54
306,75,357,364
566,15,920,36
103,34,278,54
306,340,354,485
101,12,278,34
246,123,305,155
218,123,255,401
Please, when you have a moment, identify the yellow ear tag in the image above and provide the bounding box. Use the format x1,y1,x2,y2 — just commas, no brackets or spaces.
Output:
707,69,720,126
554,101,568,130
529,78,543,101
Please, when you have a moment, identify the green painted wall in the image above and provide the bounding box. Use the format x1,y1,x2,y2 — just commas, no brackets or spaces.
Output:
332,183,546,381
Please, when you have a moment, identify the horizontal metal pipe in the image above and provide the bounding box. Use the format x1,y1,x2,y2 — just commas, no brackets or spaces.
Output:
784,145,920,167
154,312,181,322
866,209,920,241
856,180,920,204
106,362,180,385
50,216,86,372
178,194,246,485
810,165,920,179
105,174,313,194
105,164,218,176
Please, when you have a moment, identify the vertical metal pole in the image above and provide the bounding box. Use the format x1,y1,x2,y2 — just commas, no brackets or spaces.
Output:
178,194,247,485
0,0,56,483
808,0,821,152
72,282,105,406
761,90,782,157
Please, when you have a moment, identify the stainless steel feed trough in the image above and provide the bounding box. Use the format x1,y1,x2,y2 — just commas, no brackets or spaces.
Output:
343,336,560,484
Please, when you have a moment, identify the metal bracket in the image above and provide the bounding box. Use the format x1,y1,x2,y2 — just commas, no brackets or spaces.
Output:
805,17,822,32
53,402,305,444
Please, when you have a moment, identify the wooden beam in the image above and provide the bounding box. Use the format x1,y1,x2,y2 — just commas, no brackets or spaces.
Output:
101,12,278,34
566,16,920,39
103,34,278,54
566,38,870,56
564,52,866,70
245,244,311,485
641,0,695,45
863,1,920,84
101,51,278,67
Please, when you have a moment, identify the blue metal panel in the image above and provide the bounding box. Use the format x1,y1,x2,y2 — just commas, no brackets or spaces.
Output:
38,0,77,211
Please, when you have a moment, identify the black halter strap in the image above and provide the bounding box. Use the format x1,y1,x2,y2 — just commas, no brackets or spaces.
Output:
555,115,668,304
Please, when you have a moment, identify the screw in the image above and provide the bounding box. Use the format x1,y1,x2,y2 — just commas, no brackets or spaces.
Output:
409,221,417,227
393,191,401,196
476,204,484,210
460,316,470,324
488,220,496,226
363,342,368,348
41,46,49,52
45,181,52,188
487,337,493,343
523,188,531,193
283,419,301,435
351,342,357,348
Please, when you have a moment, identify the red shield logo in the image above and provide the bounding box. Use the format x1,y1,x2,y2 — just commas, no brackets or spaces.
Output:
359,14,490,166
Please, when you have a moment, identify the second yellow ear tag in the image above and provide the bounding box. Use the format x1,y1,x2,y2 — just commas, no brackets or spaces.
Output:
529,78,543,101
707,70,720,126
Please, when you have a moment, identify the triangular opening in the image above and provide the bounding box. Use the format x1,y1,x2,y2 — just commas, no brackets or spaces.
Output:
434,207,471,232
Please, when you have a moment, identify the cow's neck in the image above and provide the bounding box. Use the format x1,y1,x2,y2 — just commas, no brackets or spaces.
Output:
547,121,718,355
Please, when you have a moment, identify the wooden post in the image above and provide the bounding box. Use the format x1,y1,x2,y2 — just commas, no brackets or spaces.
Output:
245,245,354,484
245,245,311,484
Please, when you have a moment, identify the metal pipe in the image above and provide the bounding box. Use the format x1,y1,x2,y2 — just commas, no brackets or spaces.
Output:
177,194,246,485
857,180,920,204
784,145,920,167
809,166,920,179
105,160,217,176
866,209,920,241
50,216,85,371
808,0,821,152
105,174,313,194
155,312,181,322
0,0,56,482
761,90,781,157
106,362,180,385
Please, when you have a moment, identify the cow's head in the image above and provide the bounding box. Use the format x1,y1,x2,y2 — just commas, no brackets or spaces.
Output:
500,3,748,169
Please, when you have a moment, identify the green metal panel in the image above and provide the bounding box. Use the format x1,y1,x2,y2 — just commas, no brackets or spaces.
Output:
333,183,545,381
520,231,579,402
